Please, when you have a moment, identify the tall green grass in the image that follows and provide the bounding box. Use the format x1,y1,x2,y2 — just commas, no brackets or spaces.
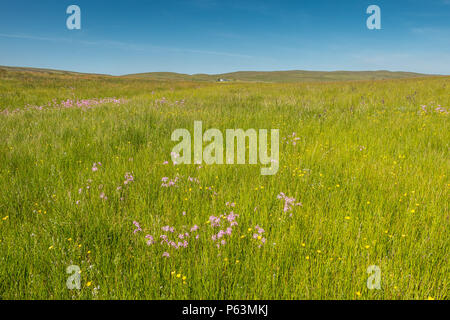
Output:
0,70,448,299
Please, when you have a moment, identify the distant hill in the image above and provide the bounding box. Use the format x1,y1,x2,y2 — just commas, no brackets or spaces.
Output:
124,70,434,82
0,65,108,76
0,65,436,83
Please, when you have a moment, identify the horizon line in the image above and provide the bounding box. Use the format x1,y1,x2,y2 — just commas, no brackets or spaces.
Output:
1,65,447,77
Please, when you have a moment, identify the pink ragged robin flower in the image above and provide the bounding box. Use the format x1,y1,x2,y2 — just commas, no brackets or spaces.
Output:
133,221,142,234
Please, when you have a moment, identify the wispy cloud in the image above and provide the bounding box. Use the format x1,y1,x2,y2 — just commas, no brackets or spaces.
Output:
0,33,252,59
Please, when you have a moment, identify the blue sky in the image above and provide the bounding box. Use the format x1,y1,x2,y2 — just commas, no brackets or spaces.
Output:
0,0,449,75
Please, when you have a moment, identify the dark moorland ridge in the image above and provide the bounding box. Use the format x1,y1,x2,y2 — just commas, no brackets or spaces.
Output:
0,65,440,83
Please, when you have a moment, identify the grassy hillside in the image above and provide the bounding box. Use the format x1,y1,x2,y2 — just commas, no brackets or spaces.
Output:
127,70,433,82
0,68,449,299
0,65,434,83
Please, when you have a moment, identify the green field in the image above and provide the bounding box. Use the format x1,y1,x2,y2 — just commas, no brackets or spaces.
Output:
0,67,448,299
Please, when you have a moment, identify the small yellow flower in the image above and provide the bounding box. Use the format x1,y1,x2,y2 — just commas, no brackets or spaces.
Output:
235,260,240,264
176,274,181,278
344,216,351,220
86,281,92,287
301,243,306,247
2,216,8,221
67,238,72,241
365,245,370,249
78,244,82,248
257,235,262,240
427,296,434,300
48,245,54,250
247,228,252,232
306,256,310,260
171,271,176,276
87,250,91,254
240,235,246,239
356,291,361,297
182,276,187,281
224,258,228,262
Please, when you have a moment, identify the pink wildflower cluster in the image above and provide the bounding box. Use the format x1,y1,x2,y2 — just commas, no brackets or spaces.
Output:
145,234,155,245
2,97,127,115
282,132,301,145
76,165,134,205
420,104,448,114
133,221,142,234
91,162,102,172
123,172,134,185
160,174,205,191
277,192,302,215
154,97,185,107
253,224,267,248
116,172,135,201
155,97,168,106
188,176,200,184
210,209,239,248
161,175,180,187
60,97,126,109
132,221,201,259
160,230,189,250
